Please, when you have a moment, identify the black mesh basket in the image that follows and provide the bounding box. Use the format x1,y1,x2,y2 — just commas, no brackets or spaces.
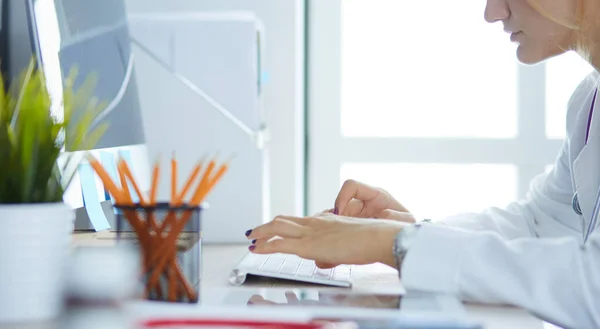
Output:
114,203,202,303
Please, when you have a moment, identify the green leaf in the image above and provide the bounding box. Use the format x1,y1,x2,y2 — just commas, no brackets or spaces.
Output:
0,57,108,204
19,123,37,202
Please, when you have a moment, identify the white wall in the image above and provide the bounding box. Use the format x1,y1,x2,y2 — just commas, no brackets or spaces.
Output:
125,0,306,220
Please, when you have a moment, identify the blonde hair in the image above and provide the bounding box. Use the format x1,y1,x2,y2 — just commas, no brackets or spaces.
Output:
527,0,593,59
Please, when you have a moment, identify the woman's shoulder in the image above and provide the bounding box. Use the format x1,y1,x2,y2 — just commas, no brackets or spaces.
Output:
565,70,599,132
568,70,598,108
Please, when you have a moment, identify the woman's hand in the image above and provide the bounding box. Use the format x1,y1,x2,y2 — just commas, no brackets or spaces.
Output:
331,180,415,223
246,213,406,269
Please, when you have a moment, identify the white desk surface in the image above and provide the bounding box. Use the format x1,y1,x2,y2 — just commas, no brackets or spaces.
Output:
0,242,549,329
198,245,548,329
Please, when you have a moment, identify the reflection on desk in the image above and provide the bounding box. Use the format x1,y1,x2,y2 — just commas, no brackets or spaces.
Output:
199,244,547,329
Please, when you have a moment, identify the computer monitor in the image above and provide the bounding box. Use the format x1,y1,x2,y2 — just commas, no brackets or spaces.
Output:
23,0,150,230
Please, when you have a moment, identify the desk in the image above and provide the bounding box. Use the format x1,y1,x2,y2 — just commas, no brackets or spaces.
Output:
1,238,547,329
199,245,546,329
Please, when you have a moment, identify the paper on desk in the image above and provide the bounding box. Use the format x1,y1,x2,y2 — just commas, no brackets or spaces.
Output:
126,301,313,322
79,163,111,231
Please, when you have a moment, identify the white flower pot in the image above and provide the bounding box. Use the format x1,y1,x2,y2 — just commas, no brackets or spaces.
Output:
0,203,74,323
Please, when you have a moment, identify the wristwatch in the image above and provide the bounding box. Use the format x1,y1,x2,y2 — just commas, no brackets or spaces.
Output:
393,223,422,276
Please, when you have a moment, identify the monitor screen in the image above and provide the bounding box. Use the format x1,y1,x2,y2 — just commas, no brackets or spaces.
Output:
31,0,145,151
28,0,150,230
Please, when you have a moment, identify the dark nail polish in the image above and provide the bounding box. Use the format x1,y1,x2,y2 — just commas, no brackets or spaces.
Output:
245,230,252,237
249,245,256,251
252,239,257,245
333,207,339,215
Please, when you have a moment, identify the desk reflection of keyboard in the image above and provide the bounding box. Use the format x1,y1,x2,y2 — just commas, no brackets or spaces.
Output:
229,252,352,287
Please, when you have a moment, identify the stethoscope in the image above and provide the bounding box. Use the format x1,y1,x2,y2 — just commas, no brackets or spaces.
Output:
572,89,599,243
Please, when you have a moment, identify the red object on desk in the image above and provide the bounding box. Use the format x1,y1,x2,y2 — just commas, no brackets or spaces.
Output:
141,318,325,329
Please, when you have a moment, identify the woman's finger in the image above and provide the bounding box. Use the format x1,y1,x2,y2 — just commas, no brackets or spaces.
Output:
334,180,379,215
375,209,416,223
276,215,311,225
251,237,270,245
251,237,303,255
315,261,338,269
343,199,366,217
247,217,307,240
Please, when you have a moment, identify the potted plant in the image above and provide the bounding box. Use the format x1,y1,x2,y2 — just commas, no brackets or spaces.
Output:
0,60,107,323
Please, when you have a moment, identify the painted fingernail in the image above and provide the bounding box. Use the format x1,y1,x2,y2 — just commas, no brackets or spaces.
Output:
333,207,339,215
252,239,257,245
245,230,252,237
249,245,256,251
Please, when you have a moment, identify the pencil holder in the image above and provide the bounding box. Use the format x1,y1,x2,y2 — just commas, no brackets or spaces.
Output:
114,203,202,303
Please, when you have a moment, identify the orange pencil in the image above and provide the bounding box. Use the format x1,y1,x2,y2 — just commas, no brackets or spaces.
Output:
175,155,206,205
117,161,133,205
149,154,232,297
158,155,216,232
148,158,231,289
193,162,229,205
119,158,147,205
171,152,177,204
87,154,125,203
195,156,217,196
150,157,160,205
146,158,161,232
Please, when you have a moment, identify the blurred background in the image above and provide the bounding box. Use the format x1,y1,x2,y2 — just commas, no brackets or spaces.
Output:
15,0,594,237
309,0,591,221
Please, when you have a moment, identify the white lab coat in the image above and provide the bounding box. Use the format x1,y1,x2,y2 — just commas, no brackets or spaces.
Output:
401,70,600,329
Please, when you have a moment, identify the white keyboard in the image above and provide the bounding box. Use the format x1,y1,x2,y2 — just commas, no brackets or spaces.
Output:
229,252,352,287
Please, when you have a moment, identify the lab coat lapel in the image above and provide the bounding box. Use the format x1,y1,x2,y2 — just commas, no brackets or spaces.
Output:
572,109,600,226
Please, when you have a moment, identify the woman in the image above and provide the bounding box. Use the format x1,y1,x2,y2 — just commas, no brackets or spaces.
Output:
247,0,600,328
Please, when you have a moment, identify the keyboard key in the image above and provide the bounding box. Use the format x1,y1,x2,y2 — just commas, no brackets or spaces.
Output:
262,264,283,273
269,254,287,261
297,271,314,278
252,259,267,268
315,268,332,275
286,255,302,262
280,265,299,275
262,263,283,271
313,271,332,280
283,258,301,266
333,273,350,282
302,259,317,267
297,266,315,277
261,259,284,272
334,265,351,274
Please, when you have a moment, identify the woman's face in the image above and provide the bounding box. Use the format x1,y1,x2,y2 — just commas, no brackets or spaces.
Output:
484,0,578,64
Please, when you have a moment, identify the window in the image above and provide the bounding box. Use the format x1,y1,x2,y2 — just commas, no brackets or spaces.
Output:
308,0,569,219
340,163,517,220
340,0,518,138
